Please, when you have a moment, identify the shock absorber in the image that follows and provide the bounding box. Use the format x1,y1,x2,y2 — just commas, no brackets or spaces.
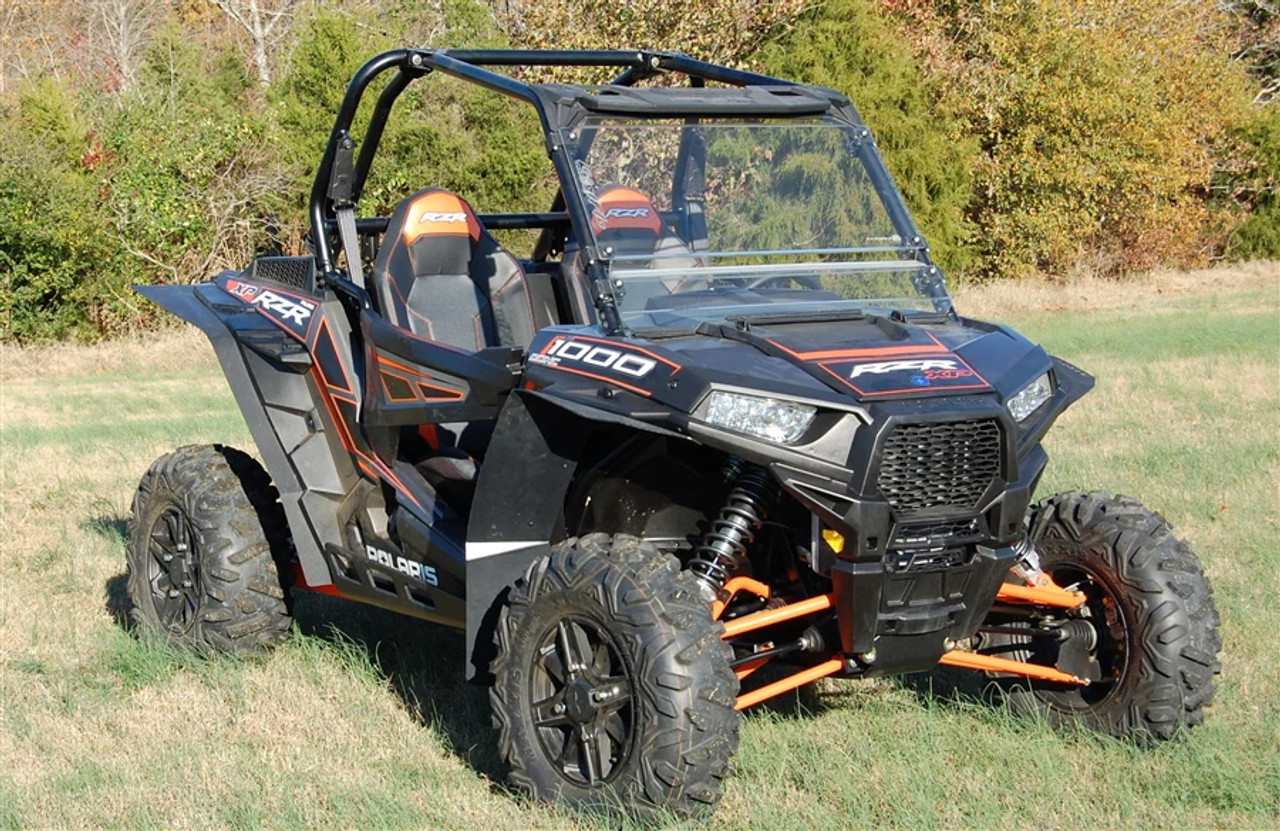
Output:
688,458,780,591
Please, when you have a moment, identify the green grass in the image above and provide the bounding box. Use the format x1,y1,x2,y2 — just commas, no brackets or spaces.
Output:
1,272,1278,829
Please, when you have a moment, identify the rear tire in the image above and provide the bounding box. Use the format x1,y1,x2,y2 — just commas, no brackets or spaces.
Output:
490,533,740,818
999,491,1220,744
125,444,293,656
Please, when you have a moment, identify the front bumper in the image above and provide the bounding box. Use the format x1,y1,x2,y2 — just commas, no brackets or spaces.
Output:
772,396,1047,674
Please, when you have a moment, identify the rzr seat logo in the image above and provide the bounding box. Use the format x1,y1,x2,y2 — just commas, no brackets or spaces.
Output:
850,359,970,379
603,207,651,219
251,290,314,327
534,337,658,378
418,211,468,224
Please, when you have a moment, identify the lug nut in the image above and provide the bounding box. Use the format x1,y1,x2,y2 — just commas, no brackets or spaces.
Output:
553,702,565,714
858,649,877,664
943,638,957,651
181,580,192,588
167,589,180,598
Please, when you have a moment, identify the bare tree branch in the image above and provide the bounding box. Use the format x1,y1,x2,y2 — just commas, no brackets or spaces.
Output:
207,0,299,85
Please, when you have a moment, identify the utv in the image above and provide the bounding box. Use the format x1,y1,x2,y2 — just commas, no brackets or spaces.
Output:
126,49,1221,817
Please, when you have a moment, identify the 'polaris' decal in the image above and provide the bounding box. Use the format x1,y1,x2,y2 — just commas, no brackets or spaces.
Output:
362,544,438,586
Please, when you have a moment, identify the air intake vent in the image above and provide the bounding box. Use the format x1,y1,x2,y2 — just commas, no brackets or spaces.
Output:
247,256,317,294
877,420,1001,514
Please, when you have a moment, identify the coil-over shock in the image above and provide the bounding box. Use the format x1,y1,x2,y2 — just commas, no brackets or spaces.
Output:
688,458,780,591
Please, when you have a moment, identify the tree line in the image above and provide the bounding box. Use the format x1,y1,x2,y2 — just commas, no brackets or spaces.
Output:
1,0,1275,341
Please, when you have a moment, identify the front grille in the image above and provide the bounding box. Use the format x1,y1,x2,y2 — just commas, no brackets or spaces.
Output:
876,419,1002,514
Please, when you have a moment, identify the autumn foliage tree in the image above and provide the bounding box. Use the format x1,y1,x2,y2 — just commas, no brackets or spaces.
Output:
492,0,806,77
883,0,1251,279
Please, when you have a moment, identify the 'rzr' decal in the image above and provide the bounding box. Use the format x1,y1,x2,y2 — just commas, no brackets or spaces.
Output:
827,353,989,397
248,289,316,339
219,275,318,340
850,359,964,378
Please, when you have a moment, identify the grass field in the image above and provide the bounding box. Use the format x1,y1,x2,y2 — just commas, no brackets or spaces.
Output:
1,263,1278,829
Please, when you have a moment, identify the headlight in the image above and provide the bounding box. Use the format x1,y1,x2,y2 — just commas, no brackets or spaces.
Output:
704,391,817,444
1006,372,1053,422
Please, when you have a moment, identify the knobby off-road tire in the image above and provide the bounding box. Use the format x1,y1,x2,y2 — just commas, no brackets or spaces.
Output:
125,444,293,656
1003,491,1221,744
491,533,740,818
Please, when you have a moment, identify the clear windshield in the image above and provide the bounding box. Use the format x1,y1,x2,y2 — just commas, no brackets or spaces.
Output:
571,118,949,331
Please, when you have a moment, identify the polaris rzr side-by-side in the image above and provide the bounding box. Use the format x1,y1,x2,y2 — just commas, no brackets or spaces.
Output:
126,49,1221,817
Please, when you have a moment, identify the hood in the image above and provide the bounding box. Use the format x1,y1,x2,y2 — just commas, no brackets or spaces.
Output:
525,313,1055,417
647,314,1054,408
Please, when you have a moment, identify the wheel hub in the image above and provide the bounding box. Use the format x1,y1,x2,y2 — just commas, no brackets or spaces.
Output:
564,679,599,724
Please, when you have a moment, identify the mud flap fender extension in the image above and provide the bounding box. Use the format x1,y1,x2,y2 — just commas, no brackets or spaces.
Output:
463,389,684,681
133,282,332,587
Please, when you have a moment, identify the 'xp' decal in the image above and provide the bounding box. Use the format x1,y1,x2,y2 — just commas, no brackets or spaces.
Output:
531,336,659,379
224,278,259,301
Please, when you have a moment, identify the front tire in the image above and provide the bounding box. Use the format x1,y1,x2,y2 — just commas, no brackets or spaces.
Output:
490,533,740,818
125,444,293,656
1002,491,1221,743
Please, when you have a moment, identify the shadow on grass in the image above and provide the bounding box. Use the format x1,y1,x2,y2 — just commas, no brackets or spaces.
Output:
889,665,1004,715
84,510,134,630
290,592,509,787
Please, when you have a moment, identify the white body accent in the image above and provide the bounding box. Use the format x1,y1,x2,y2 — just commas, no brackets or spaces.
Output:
465,540,544,561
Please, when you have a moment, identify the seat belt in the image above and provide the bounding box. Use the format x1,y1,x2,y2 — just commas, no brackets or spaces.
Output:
336,205,364,288
327,130,365,288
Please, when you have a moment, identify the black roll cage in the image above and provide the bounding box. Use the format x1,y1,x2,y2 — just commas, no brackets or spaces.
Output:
309,49,932,334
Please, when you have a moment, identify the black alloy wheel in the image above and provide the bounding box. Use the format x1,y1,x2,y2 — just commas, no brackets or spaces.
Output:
144,505,203,633
528,616,636,786
992,491,1221,744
